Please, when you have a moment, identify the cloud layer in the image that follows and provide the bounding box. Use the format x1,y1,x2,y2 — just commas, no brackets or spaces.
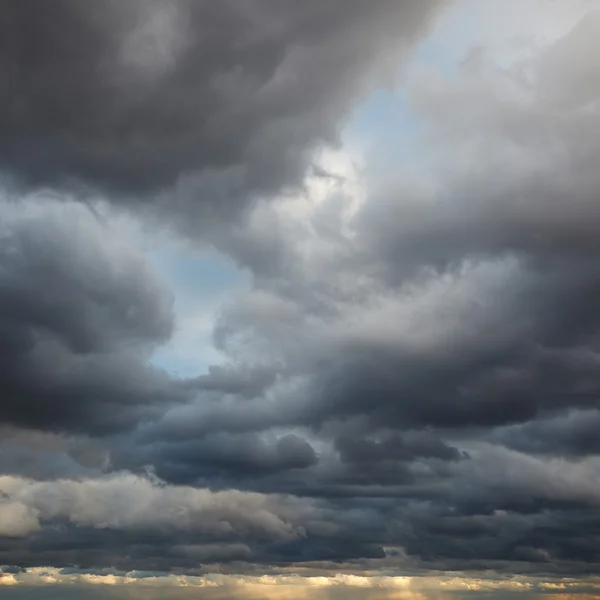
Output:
0,0,439,224
2,0,600,594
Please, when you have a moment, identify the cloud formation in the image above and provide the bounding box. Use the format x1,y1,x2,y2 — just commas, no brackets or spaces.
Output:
0,197,181,435
2,0,600,595
0,0,440,221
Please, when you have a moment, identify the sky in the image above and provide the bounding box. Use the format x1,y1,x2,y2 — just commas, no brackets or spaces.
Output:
1,0,600,598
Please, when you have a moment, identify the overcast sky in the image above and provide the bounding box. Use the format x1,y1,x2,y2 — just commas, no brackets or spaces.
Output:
2,1,600,598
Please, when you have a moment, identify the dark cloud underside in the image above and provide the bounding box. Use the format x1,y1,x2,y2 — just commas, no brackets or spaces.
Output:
0,0,439,208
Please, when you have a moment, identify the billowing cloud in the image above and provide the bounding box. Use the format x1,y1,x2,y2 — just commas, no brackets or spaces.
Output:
2,0,600,593
0,473,316,540
0,196,180,434
0,0,441,224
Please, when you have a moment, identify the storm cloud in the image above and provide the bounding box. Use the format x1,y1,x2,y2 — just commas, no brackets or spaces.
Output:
0,0,440,220
0,196,182,434
2,0,600,594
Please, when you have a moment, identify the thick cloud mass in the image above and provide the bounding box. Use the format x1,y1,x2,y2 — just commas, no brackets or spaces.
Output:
3,0,600,588
0,0,439,212
0,198,179,434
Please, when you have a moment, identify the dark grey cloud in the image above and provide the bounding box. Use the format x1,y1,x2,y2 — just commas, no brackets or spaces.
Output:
360,13,600,273
200,10,600,429
0,0,441,220
0,198,182,435
111,8,600,575
0,472,337,570
4,0,600,587
492,409,600,457
184,363,279,398
290,11,600,438
335,431,463,464
0,428,107,481
119,431,319,486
